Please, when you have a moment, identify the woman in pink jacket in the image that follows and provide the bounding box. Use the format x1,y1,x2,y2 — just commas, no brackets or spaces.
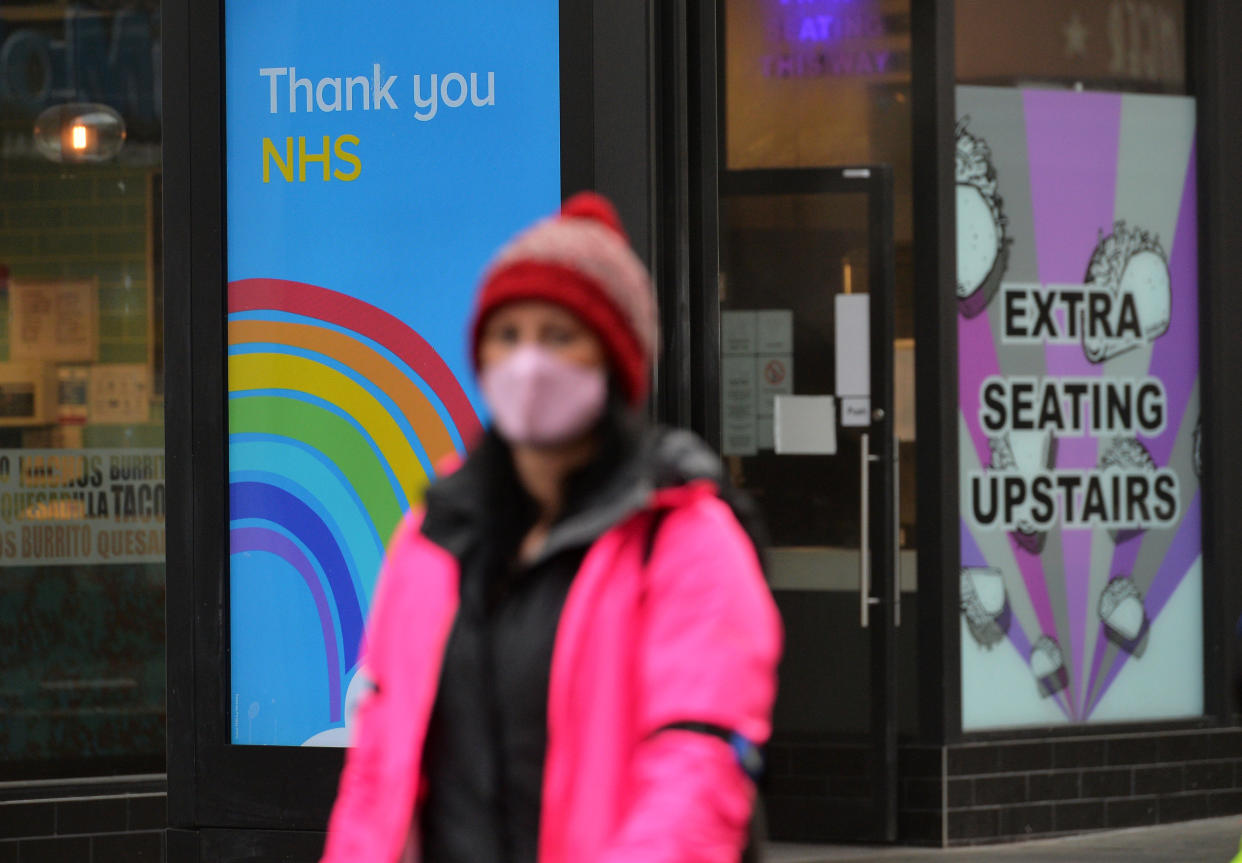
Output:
321,192,782,863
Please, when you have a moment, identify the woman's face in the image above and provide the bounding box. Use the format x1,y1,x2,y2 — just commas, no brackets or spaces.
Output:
478,300,607,371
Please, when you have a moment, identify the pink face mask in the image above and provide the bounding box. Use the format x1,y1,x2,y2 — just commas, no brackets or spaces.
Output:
479,344,608,447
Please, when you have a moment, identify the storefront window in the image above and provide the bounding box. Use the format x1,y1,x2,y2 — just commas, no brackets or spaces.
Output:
954,1,1201,729
0,0,164,778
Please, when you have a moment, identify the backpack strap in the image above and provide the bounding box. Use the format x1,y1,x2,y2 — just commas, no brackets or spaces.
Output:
653,720,765,784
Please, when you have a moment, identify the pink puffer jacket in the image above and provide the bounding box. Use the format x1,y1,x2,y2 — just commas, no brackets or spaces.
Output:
320,479,783,863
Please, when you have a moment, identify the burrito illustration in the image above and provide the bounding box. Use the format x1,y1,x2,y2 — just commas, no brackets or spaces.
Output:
961,566,1012,647
990,430,1057,553
1098,576,1149,658
1099,436,1157,545
1030,635,1069,698
956,118,1010,318
1082,221,1171,363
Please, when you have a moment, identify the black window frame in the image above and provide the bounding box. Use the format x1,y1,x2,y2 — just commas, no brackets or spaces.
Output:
163,0,653,837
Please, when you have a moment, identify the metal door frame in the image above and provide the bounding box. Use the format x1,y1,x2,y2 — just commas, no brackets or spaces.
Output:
719,166,899,841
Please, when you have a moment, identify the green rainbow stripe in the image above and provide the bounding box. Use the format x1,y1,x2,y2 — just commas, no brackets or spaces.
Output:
230,396,404,542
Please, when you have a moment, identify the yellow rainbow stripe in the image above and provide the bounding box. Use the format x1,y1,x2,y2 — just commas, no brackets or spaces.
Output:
229,319,458,466
228,352,429,505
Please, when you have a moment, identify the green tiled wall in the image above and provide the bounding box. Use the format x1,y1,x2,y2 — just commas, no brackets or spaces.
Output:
0,157,153,366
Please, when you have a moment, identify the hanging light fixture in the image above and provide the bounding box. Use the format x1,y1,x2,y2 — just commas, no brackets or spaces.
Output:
33,103,126,163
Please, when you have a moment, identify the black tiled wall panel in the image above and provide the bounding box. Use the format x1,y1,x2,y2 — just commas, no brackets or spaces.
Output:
0,791,167,862
6,729,1242,852
764,728,1242,845
935,728,1242,845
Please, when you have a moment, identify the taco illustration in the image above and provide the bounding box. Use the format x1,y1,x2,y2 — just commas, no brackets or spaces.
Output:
961,566,1012,648
1030,635,1069,698
956,118,1010,318
1082,221,1171,363
1098,576,1149,658
1099,436,1157,545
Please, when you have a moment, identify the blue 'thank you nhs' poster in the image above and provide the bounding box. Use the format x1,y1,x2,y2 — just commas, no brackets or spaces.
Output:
224,0,561,746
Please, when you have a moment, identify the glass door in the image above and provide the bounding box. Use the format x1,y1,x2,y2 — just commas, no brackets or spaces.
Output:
719,167,898,842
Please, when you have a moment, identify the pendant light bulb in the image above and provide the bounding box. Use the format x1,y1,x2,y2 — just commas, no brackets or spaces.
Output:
33,103,126,164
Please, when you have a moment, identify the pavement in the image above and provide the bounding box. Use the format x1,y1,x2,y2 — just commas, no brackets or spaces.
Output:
765,815,1242,862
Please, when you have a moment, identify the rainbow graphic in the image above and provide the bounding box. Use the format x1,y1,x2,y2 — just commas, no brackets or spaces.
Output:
227,278,481,743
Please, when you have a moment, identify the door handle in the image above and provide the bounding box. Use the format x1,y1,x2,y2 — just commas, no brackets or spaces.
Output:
859,432,881,627
893,433,901,628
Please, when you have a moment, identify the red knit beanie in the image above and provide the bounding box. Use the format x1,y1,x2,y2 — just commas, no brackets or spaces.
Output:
470,192,657,406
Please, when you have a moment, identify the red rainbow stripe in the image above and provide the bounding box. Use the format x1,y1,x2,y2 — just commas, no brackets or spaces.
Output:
229,278,483,446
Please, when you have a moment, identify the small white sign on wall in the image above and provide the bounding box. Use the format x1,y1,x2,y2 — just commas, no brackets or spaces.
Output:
757,416,775,450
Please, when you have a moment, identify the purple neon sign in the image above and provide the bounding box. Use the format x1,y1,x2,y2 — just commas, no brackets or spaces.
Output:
761,0,897,79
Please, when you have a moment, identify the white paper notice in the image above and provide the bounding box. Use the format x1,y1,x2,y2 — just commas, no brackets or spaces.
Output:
756,309,794,354
774,395,837,455
757,416,775,450
89,364,152,424
721,355,758,455
721,311,758,356
755,354,793,417
723,421,758,456
834,294,869,397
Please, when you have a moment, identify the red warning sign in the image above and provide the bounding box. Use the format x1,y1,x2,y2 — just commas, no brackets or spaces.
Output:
763,358,787,385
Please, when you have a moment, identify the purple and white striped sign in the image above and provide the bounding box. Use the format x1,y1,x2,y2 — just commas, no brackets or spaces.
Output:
956,86,1201,729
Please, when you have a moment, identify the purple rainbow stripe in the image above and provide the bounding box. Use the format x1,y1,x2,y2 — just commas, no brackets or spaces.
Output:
1084,525,1147,704
1005,614,1071,720
1083,623,1112,716
232,526,343,722
958,311,1004,471
231,481,365,673
1006,530,1060,688
961,518,987,568
1136,491,1202,630
959,316,1059,643
1089,141,1199,716
961,521,1070,719
1025,90,1123,289
1088,491,1202,714
1141,142,1200,467
1025,90,1123,716
1111,531,1146,583
1062,524,1095,717
1014,518,1077,713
